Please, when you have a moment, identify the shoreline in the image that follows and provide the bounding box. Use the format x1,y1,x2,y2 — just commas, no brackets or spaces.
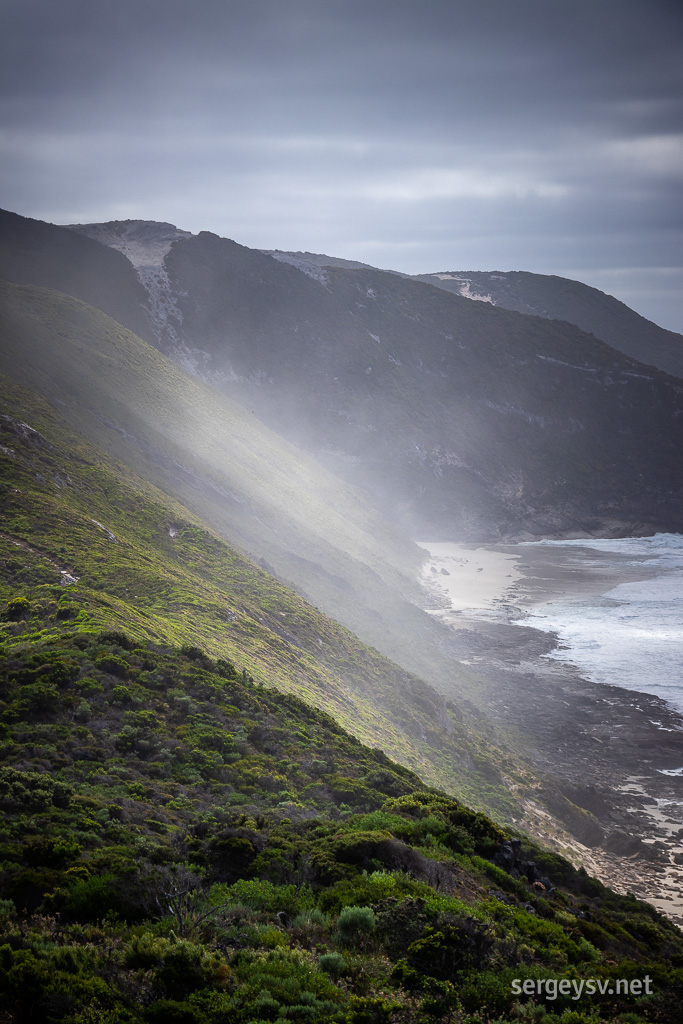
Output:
418,539,683,926
418,538,663,619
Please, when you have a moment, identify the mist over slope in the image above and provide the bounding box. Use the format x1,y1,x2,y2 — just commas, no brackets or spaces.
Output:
61,214,683,539
0,278,476,702
0,373,519,816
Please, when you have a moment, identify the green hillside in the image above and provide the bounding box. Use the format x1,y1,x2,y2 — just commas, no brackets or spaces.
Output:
0,278,489,703
0,278,681,1023
0,373,524,816
2,591,682,1021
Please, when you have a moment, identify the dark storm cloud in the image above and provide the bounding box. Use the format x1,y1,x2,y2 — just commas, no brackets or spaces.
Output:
1,0,682,329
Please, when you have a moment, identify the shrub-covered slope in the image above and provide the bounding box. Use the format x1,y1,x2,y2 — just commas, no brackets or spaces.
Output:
0,374,522,818
0,278,489,710
1,622,682,1023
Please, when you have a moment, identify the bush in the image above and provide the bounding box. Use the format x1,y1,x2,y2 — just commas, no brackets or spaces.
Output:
397,919,493,986
98,630,133,650
336,905,376,947
64,872,120,920
95,654,129,677
1,596,31,620
154,939,229,998
0,767,72,811
213,879,315,917
143,999,201,1023
319,951,347,981
12,681,60,717
216,658,238,678
346,995,402,1024
56,601,78,620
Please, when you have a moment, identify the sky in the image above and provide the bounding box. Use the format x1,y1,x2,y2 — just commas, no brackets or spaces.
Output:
1,0,682,331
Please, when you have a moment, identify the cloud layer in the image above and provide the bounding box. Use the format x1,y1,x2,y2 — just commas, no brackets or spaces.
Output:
2,0,682,330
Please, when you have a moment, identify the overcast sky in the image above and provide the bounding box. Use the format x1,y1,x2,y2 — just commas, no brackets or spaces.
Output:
1,0,682,330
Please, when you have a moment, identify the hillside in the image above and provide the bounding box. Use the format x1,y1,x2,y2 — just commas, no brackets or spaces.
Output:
2,583,683,1022
415,270,683,380
0,372,526,820
2,214,683,1019
2,216,683,867
1,210,681,539
0,209,155,345
264,252,683,382
5,375,682,1020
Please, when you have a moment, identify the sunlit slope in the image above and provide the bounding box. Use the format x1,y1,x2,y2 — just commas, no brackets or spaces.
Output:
0,278,486,704
0,374,524,817
0,280,410,575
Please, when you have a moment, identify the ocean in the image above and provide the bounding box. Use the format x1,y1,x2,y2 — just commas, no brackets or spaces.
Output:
514,534,683,714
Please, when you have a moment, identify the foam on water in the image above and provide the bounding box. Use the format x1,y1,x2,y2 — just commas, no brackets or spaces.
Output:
516,534,683,713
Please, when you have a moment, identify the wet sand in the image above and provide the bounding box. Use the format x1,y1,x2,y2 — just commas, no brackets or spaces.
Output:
419,540,683,926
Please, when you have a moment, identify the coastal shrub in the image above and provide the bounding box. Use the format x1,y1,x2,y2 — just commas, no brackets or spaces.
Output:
98,630,134,650
346,995,402,1024
375,897,435,959
336,905,376,947
74,699,92,722
64,872,121,920
12,680,60,717
143,1000,201,1024
319,951,348,980
76,676,104,695
8,652,80,688
216,658,238,678
1,596,31,620
0,766,72,810
95,654,129,677
319,871,432,914
56,600,78,620
400,919,493,982
180,645,211,665
211,879,315,917
153,939,230,998
234,948,343,1011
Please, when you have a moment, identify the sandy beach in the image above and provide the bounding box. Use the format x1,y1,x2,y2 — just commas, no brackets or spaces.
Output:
417,540,522,612
418,539,683,926
418,538,661,617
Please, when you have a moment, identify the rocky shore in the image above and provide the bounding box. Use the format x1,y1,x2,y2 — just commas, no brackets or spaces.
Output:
419,541,683,925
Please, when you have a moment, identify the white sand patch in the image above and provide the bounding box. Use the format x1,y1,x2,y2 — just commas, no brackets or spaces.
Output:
417,541,521,613
433,275,495,304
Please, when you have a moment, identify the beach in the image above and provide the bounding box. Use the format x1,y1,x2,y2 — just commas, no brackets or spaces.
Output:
418,538,683,925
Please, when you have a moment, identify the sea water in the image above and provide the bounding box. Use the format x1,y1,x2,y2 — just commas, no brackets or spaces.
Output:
515,534,683,714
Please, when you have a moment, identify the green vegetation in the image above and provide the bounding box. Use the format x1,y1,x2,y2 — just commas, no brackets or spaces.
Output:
0,370,528,820
1,282,682,1021
1,622,683,1022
